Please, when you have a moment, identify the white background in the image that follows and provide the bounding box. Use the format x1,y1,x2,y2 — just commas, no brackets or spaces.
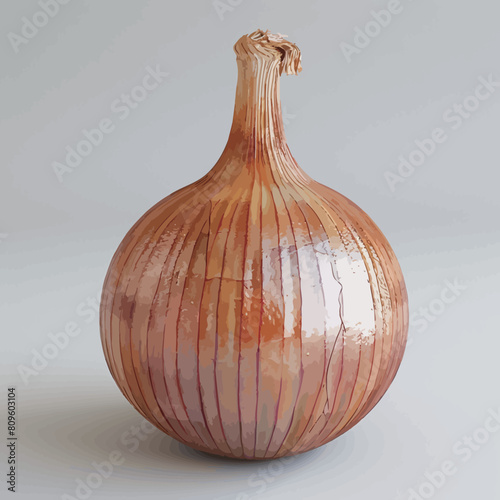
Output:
1,1,499,499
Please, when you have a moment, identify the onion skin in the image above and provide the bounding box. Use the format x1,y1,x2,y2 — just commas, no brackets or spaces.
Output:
100,30,409,460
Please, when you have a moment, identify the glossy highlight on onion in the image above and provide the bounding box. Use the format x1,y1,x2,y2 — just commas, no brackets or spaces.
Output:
100,29,409,460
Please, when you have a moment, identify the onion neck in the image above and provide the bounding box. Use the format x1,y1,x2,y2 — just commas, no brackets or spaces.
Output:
229,57,285,148
222,30,302,170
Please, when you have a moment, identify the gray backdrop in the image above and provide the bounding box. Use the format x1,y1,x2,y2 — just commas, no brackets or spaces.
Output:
1,1,499,499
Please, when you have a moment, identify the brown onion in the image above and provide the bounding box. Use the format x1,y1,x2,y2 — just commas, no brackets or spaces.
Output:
100,29,409,460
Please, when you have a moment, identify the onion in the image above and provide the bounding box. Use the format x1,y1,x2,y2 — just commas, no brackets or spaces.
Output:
100,29,409,460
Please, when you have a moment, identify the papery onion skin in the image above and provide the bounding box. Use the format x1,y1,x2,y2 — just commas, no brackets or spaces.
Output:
100,29,409,460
